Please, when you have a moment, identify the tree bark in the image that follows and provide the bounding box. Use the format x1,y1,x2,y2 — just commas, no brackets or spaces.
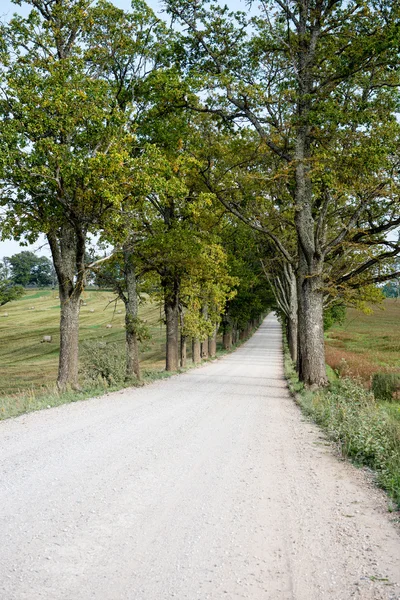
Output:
180,309,186,368
47,223,86,391
180,335,187,368
192,338,201,364
297,251,328,387
208,328,217,357
287,316,298,366
162,275,180,371
200,304,209,358
124,250,141,381
292,11,327,387
58,294,80,390
223,331,232,350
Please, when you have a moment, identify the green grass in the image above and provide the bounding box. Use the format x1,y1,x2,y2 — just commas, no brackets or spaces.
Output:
0,289,166,395
325,299,400,385
284,344,400,508
0,290,264,419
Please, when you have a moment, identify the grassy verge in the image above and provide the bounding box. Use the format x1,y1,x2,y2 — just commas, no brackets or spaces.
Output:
0,320,263,421
284,344,400,508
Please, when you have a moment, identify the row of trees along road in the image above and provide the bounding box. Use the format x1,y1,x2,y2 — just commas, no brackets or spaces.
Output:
1,0,399,390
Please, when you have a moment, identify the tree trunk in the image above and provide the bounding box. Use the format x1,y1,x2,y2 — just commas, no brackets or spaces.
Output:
287,316,298,366
200,304,209,358
124,250,141,381
208,328,217,357
162,276,180,371
58,294,80,390
180,335,187,368
223,331,232,350
297,251,328,387
180,309,186,368
201,339,209,359
47,224,86,391
192,338,201,364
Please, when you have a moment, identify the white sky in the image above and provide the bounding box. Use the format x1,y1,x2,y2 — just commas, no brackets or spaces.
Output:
0,0,247,259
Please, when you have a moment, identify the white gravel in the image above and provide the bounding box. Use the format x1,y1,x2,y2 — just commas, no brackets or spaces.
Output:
0,313,399,600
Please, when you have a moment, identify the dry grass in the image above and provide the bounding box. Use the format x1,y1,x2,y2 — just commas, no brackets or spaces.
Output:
0,289,166,395
325,299,400,387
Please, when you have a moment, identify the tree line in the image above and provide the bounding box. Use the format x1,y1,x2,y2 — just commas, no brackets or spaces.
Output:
0,0,399,390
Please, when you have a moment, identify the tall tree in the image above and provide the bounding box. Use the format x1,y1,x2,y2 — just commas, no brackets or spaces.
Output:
0,0,132,389
84,0,173,377
165,0,400,386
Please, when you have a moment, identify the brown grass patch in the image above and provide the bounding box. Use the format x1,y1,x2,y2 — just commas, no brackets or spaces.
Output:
325,299,400,387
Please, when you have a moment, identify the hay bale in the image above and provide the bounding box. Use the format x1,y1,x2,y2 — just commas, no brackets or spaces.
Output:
89,309,95,313
3,312,8,317
117,309,122,314
106,324,112,329
42,335,52,343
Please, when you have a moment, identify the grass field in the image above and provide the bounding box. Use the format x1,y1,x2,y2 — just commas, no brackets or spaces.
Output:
0,289,166,395
325,299,400,387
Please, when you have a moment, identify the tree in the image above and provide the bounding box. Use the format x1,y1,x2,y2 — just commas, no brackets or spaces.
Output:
0,263,24,306
84,0,173,378
8,251,54,286
1,0,133,389
165,0,400,386
7,251,33,286
132,143,236,371
93,245,151,381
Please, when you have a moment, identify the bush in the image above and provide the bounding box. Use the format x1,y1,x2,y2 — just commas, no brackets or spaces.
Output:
372,373,400,402
80,340,126,386
323,302,346,331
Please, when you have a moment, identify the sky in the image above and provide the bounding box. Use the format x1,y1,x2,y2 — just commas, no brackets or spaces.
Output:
0,0,247,259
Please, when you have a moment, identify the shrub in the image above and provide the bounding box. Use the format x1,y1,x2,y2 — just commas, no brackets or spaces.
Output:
323,303,346,331
80,340,126,386
372,373,400,402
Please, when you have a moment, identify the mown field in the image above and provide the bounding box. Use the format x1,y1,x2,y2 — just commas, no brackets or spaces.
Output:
325,298,400,386
0,289,166,395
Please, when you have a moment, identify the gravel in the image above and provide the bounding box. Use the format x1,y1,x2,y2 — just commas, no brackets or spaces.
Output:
0,313,399,599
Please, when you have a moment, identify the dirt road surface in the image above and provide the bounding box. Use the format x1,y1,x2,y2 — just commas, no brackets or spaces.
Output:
0,314,399,600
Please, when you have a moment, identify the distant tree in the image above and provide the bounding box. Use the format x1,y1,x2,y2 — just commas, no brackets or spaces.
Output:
31,256,54,286
382,257,400,298
7,251,34,286
382,281,400,299
0,264,24,306
8,251,53,286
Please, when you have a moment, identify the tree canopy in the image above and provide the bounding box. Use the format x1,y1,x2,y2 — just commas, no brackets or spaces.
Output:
0,0,399,389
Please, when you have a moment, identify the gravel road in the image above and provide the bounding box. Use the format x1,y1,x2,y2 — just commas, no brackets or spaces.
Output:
1,313,399,600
